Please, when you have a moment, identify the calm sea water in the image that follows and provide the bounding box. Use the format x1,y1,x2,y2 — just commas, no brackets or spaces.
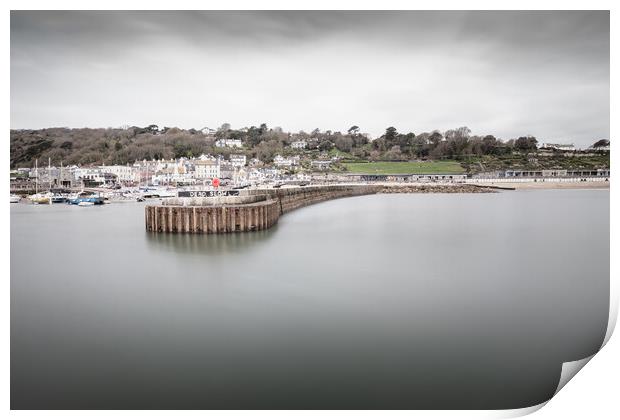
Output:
11,190,609,409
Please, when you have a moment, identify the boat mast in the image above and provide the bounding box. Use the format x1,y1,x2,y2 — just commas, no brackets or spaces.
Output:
48,157,52,192
35,159,38,194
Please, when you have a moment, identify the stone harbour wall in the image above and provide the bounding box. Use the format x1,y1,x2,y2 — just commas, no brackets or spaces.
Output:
144,183,497,234
145,199,281,234
268,185,381,214
145,184,381,234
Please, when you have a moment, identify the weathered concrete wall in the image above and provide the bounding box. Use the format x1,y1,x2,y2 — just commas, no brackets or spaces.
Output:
145,184,380,234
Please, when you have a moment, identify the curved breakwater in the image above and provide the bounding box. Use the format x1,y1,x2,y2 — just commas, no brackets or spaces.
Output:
145,199,281,234
144,184,495,234
145,184,380,234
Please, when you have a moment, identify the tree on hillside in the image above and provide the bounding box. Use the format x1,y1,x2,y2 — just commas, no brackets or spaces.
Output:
481,135,499,155
429,131,443,146
60,141,73,150
318,140,332,151
353,133,369,148
592,139,610,148
254,139,282,163
467,136,484,156
514,136,538,152
145,124,159,134
411,134,430,157
335,136,353,152
399,132,416,154
11,123,584,170
369,150,381,161
430,141,450,159
384,127,398,142
385,145,403,161
444,127,471,159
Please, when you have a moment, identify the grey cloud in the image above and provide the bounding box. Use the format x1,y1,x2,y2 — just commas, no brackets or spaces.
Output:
10,11,609,146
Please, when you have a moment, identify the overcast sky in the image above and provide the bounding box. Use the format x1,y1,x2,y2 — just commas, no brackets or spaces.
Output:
11,11,609,146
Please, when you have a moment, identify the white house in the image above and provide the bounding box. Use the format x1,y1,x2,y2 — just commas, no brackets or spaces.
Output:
311,160,331,170
291,140,308,149
247,168,264,183
197,154,216,161
151,172,196,185
100,165,140,183
73,167,102,180
194,157,220,179
540,143,576,151
273,155,300,167
215,138,243,148
74,167,117,185
200,127,217,135
229,154,247,167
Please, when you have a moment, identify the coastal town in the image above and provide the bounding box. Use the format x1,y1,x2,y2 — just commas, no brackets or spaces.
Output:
10,9,612,412
9,125,611,205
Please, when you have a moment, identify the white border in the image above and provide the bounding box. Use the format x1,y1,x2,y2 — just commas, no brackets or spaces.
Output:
3,1,616,419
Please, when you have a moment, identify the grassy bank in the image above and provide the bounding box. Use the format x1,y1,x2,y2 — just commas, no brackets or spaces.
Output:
461,154,610,174
343,161,465,175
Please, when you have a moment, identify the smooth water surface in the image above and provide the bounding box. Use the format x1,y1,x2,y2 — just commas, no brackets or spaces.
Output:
11,190,609,409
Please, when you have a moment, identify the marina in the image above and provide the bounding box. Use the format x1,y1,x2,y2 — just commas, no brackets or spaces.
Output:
10,171,611,207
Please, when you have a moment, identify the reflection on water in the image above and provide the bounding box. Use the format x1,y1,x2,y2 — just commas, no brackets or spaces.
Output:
11,192,609,409
145,227,277,255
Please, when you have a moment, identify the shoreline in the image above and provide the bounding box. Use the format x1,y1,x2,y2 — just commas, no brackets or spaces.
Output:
371,180,610,192
472,181,609,190
379,184,497,194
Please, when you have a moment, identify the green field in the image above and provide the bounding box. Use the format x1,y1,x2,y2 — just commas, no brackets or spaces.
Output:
343,161,465,175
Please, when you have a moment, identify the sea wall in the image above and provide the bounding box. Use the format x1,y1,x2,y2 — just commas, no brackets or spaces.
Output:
145,199,281,234
145,184,380,234
262,184,381,214
144,183,496,234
